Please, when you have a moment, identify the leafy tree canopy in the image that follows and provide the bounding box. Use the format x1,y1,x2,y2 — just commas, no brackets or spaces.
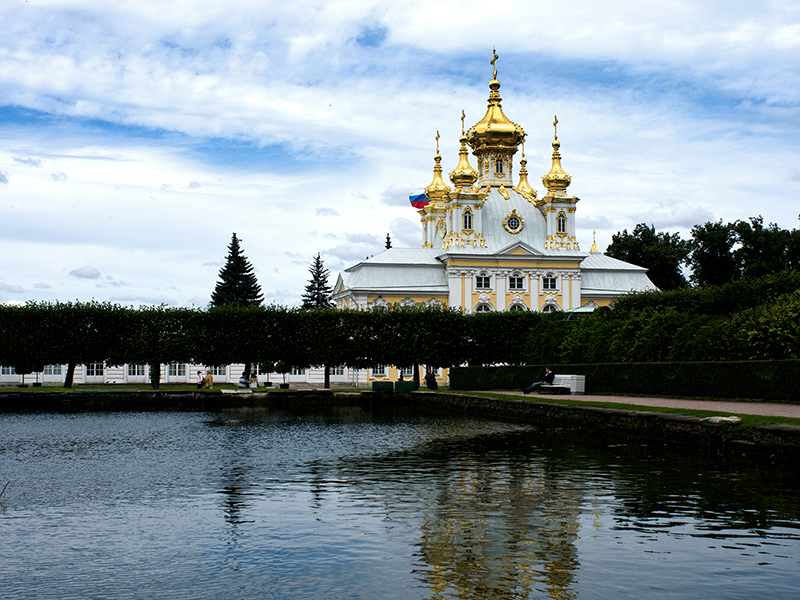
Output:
606,223,690,290
210,233,263,307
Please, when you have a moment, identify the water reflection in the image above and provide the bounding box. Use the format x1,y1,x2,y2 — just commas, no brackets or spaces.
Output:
1,408,798,600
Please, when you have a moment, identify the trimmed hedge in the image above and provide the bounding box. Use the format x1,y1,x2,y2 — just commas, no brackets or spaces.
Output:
450,360,800,402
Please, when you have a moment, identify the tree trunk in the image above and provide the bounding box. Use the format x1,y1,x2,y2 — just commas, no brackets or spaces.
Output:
412,364,420,389
150,363,161,389
64,362,76,388
324,364,330,389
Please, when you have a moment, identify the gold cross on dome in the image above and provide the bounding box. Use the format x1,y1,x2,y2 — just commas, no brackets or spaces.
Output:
435,130,440,153
491,49,499,79
553,116,559,141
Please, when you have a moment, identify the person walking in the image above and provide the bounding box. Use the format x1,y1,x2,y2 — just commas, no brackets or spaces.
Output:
522,367,555,394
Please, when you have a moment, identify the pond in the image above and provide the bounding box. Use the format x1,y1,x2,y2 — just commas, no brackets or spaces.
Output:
1,406,798,599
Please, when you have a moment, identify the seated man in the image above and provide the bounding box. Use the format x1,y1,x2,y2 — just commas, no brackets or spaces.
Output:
522,367,555,395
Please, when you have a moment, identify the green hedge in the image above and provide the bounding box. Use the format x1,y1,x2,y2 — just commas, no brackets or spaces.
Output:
450,360,800,402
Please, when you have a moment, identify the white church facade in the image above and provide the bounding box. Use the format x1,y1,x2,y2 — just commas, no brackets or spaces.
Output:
333,60,655,316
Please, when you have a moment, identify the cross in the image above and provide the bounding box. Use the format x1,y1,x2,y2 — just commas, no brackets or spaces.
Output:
553,115,559,141
461,110,465,134
435,130,440,153
491,49,499,79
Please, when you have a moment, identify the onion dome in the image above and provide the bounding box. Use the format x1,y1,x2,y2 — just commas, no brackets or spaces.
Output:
449,111,478,188
465,52,525,153
515,142,537,201
425,131,451,202
542,116,571,196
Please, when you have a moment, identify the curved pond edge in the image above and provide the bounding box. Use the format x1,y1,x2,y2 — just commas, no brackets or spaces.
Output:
1,389,798,460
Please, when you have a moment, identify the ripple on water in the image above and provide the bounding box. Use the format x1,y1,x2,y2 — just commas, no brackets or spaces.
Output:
1,410,799,600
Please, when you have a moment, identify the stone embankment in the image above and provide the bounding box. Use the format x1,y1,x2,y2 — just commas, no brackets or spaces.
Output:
1,389,798,459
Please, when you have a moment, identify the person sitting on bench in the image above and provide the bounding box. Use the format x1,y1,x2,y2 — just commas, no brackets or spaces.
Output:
522,367,555,395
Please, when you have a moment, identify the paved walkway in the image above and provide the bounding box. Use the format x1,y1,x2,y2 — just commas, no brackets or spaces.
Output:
492,390,800,419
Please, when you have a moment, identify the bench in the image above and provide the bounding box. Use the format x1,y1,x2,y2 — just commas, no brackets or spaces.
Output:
551,374,585,394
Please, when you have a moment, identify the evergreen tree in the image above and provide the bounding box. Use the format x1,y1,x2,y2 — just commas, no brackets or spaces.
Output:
210,233,264,307
302,253,334,309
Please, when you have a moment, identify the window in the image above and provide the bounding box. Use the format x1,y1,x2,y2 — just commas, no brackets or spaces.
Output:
509,276,523,290
44,364,62,375
543,273,558,290
474,304,492,313
557,212,567,234
373,364,386,377
1,366,16,375
86,363,104,377
495,158,503,174
463,208,473,231
476,275,491,289
291,367,306,376
508,304,527,311
128,364,147,377
542,304,559,313
168,363,186,377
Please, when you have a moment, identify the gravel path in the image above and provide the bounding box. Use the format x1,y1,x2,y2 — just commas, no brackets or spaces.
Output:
492,390,800,418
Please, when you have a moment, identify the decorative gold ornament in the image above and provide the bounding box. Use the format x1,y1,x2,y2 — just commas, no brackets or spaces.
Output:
503,209,524,234
515,140,538,203
498,185,510,200
425,130,452,203
450,110,479,188
542,115,572,197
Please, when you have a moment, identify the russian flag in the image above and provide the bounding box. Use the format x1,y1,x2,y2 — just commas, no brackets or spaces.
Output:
409,188,430,208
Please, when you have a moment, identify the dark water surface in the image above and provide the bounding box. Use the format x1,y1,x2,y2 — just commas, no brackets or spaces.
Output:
1,407,798,599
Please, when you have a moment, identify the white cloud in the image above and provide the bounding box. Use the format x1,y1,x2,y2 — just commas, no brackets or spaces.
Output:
0,282,24,294
1,0,799,308
69,266,102,279
13,157,41,166
315,207,339,216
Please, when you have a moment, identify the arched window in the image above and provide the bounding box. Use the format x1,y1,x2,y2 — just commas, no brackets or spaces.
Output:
542,272,557,290
541,304,559,313
463,208,473,231
474,304,492,313
557,212,567,234
508,304,527,312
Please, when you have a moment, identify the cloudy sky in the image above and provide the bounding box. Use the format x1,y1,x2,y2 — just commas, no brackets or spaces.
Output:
2,0,799,307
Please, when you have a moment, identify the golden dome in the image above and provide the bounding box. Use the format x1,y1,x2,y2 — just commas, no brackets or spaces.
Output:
425,131,451,202
542,116,571,196
449,111,478,188
466,52,525,153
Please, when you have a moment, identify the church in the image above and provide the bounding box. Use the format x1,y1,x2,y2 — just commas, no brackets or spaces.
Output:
332,56,655,316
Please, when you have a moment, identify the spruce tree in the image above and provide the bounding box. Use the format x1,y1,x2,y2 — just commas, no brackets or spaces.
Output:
210,233,264,307
302,253,334,309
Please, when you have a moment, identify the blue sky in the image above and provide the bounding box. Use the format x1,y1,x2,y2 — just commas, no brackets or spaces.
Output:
2,0,799,306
